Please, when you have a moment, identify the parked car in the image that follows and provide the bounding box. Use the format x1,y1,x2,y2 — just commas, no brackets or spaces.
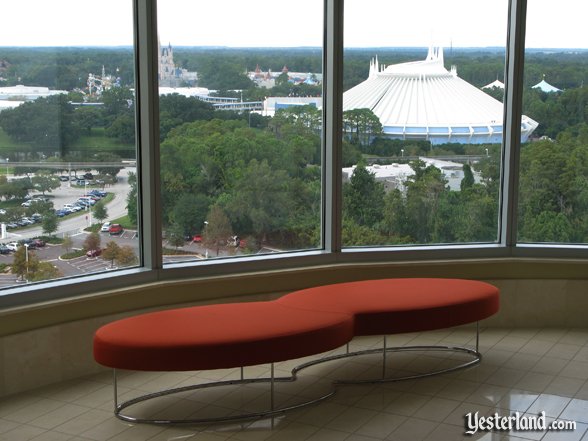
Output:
83,173,94,180
17,218,33,226
19,239,36,249
89,190,107,198
108,224,123,236
86,248,102,257
101,222,112,232
6,242,19,251
31,238,45,248
0,244,10,254
31,213,43,222
59,175,69,181
0,208,6,215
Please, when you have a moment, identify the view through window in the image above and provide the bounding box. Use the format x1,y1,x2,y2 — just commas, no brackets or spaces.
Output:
517,0,588,244
157,0,323,263
341,0,511,247
0,1,139,290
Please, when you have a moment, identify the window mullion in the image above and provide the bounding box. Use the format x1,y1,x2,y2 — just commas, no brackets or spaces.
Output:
501,0,527,248
135,0,162,269
323,0,344,253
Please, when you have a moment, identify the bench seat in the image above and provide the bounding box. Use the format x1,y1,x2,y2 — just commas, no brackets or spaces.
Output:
276,278,499,335
94,301,354,371
93,277,499,424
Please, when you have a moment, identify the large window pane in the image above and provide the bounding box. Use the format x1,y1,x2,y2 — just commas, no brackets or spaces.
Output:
0,1,139,290
158,0,323,263
517,0,588,244
342,0,511,247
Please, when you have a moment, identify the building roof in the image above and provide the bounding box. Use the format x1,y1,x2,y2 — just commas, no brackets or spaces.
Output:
482,79,505,89
532,77,561,93
0,85,67,101
342,157,480,192
343,48,538,144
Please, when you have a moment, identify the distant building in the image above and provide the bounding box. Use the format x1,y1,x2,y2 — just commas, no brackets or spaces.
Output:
344,47,538,144
261,96,322,117
0,84,67,101
158,40,198,87
532,76,561,93
248,65,322,89
482,79,505,89
342,157,481,193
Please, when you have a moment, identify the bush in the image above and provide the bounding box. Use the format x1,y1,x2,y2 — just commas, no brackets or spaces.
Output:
60,249,86,260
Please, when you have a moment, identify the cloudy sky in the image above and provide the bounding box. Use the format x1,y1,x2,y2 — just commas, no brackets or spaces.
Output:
1,0,586,49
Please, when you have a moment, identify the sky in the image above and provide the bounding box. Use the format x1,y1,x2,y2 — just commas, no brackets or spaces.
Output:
0,0,587,49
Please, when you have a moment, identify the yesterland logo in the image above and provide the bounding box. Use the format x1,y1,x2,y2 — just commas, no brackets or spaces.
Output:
464,411,576,435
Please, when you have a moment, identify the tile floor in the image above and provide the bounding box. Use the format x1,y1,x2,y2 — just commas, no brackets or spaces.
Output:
2,328,588,441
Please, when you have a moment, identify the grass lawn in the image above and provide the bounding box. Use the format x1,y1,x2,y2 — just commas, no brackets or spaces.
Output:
109,215,136,230
1,127,134,157
70,128,134,154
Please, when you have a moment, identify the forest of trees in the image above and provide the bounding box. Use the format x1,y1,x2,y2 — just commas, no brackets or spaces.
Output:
1,47,588,249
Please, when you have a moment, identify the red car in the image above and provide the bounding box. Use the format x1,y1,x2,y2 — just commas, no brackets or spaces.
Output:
109,224,124,236
86,249,102,257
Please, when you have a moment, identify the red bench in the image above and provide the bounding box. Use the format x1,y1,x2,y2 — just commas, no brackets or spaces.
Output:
94,278,499,424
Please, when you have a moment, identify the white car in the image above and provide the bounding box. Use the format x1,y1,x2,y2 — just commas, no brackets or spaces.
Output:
100,222,111,232
6,242,20,251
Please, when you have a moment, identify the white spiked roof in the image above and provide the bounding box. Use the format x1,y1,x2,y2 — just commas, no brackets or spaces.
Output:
343,48,538,144
532,76,561,93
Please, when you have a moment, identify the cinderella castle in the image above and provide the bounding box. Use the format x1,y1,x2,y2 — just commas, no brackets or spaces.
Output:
158,40,198,87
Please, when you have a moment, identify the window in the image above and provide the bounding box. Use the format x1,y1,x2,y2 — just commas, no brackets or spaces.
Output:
517,0,588,244
0,0,587,305
0,1,139,291
341,0,509,248
157,0,324,264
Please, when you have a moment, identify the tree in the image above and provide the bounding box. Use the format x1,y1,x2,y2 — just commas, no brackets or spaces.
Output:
62,233,73,253
28,262,62,282
225,159,293,243
461,164,475,191
0,95,83,153
126,172,138,225
32,171,60,196
167,223,185,249
116,245,138,267
102,241,121,268
84,232,101,252
343,162,385,228
169,194,210,236
402,160,448,243
93,201,108,224
343,108,383,147
42,211,59,236
202,205,233,256
11,246,39,281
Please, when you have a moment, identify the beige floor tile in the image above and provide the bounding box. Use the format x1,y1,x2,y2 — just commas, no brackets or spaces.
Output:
3,328,588,441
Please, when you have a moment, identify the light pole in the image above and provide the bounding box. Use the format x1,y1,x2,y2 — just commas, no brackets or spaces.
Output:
24,243,29,282
401,149,404,158
5,158,8,177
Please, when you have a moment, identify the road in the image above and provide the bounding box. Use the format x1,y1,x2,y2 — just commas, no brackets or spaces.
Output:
3,168,134,241
0,168,135,288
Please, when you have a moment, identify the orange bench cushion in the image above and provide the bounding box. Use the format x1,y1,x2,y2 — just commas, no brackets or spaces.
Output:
94,301,354,371
276,278,499,335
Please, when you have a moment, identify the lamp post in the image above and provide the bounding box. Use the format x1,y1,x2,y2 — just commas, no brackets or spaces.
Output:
24,243,29,282
401,149,404,158
485,148,489,157
5,158,8,177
